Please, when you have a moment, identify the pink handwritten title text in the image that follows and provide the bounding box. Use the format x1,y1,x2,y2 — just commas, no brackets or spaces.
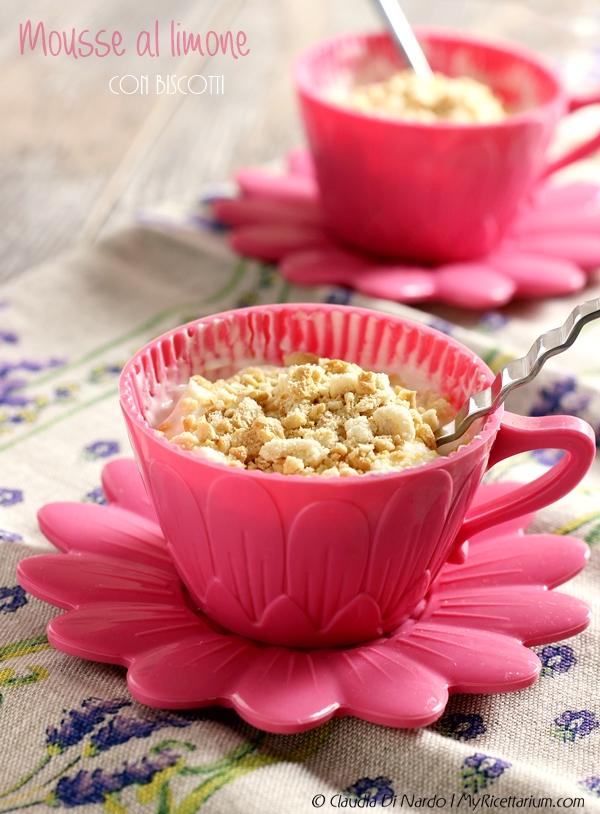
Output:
19,21,250,59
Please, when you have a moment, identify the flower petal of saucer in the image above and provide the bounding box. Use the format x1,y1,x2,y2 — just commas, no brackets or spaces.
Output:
430,522,591,646
279,249,390,289
511,207,600,236
231,649,341,732
235,167,319,204
17,554,182,611
511,233,600,270
486,251,586,297
531,181,600,211
126,630,263,712
212,196,325,229
37,502,173,572
389,625,540,693
48,603,203,663
427,264,516,309
422,585,591,646
440,532,590,590
287,146,316,177
234,645,449,731
230,224,335,262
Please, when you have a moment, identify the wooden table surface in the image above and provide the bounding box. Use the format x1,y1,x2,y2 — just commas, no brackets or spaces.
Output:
2,0,598,284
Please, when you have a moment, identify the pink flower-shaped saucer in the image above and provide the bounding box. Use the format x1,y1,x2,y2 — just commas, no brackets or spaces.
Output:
212,148,600,310
17,459,591,734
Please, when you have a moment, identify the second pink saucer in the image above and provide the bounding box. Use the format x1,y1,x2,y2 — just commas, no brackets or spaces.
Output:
211,150,600,310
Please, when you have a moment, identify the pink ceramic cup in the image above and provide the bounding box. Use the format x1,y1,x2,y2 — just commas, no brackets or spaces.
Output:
120,304,595,648
295,30,600,264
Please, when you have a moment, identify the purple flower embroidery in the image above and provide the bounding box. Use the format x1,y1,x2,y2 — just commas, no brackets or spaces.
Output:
0,488,23,507
86,714,191,755
551,710,600,743
429,318,455,336
435,712,486,741
83,487,107,505
83,441,120,460
579,777,600,797
194,213,233,233
0,359,63,408
325,288,352,306
0,529,23,542
52,751,180,807
54,384,78,402
0,585,27,613
539,645,577,677
0,376,29,408
476,312,508,333
532,449,566,467
345,776,395,804
46,697,132,754
195,197,231,233
0,331,18,344
530,378,590,421
460,754,511,794
89,364,123,385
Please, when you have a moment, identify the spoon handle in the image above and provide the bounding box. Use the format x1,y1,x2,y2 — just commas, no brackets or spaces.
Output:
435,297,600,447
371,0,433,79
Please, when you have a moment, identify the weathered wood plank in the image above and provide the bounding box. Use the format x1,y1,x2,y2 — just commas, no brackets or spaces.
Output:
97,0,379,239
0,0,226,280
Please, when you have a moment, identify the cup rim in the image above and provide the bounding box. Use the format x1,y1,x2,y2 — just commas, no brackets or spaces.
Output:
119,304,503,485
294,27,566,132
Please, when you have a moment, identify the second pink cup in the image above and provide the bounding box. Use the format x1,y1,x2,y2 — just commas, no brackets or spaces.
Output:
295,30,600,263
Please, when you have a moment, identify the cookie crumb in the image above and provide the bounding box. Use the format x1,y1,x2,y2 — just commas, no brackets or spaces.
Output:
335,69,506,124
159,356,455,475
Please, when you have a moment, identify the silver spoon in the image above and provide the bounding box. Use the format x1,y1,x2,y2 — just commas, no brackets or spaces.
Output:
435,297,600,448
371,0,433,80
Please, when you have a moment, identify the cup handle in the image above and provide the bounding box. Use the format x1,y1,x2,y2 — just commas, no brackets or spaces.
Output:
541,92,600,178
451,412,595,558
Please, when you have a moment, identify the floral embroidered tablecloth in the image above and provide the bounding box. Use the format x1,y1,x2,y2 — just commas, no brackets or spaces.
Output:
1,200,600,813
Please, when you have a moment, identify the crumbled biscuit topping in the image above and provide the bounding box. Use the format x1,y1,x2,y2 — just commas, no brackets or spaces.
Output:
157,353,455,477
337,69,506,124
